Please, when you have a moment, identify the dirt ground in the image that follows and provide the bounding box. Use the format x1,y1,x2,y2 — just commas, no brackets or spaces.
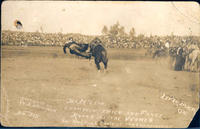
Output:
1,46,199,127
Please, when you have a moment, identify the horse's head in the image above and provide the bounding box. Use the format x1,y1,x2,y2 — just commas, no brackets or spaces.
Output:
63,42,72,54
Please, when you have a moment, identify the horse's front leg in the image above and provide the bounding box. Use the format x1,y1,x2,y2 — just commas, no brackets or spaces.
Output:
89,57,92,65
87,53,92,65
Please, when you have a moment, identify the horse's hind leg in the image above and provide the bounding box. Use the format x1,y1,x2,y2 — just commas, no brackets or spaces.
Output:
95,58,101,71
103,61,108,73
103,61,107,69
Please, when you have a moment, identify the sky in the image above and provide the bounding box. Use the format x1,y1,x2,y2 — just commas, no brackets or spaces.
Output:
1,1,200,36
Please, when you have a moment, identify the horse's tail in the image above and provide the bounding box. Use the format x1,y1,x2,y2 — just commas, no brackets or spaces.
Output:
101,50,107,57
63,43,71,54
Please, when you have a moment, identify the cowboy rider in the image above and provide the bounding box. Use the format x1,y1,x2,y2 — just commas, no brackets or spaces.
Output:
66,37,91,59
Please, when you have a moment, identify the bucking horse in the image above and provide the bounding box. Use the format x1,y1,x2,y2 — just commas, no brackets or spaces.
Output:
63,38,108,71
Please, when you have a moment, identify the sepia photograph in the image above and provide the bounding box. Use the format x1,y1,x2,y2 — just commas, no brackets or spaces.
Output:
1,1,200,128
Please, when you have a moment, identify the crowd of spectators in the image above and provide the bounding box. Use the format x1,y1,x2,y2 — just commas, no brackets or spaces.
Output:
2,30,200,51
1,30,94,47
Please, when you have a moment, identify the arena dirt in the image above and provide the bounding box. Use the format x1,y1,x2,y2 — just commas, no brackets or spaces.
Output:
1,46,199,127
